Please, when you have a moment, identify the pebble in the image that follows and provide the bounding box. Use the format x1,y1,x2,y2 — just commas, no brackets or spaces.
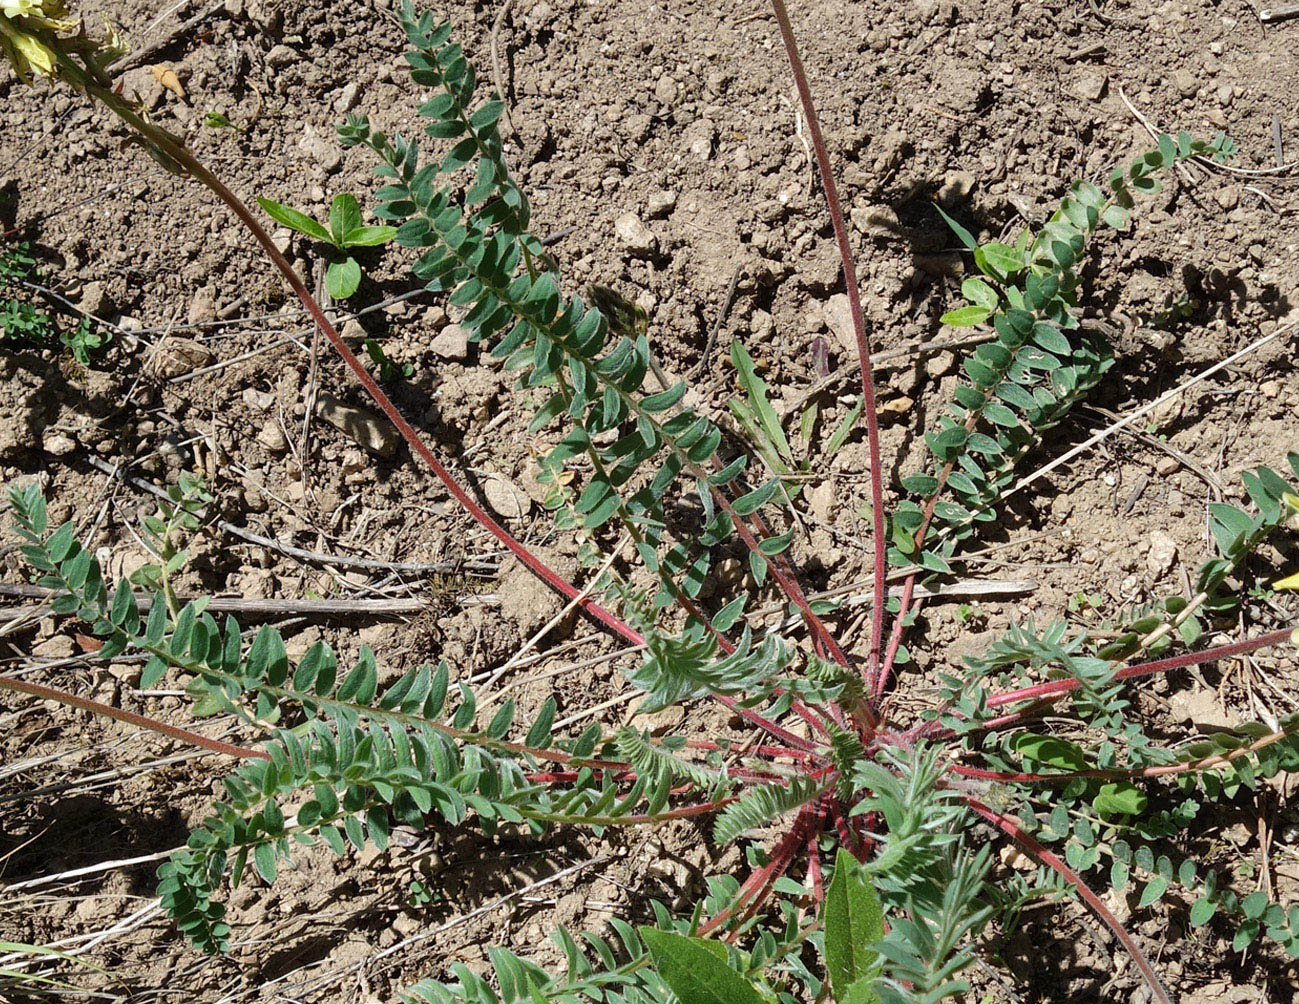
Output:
34,635,75,658
78,280,110,318
654,75,678,105
925,350,955,378
483,474,529,518
430,323,470,360
150,337,214,378
42,432,76,456
334,81,360,114
614,212,658,257
682,118,715,160
645,190,676,219
315,393,400,456
188,285,217,326
1070,71,1107,103
297,126,343,174
937,169,976,207
630,704,685,736
1155,456,1180,476
1172,68,1198,98
1169,688,1238,730
1216,83,1233,106
1213,185,1239,210
265,44,298,68
913,252,963,278
1146,529,1178,578
821,293,856,355
257,420,288,453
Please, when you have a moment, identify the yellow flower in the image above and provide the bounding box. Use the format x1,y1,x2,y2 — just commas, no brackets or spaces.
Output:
0,0,123,86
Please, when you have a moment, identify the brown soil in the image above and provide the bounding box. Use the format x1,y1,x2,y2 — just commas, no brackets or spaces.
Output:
1,0,1298,1001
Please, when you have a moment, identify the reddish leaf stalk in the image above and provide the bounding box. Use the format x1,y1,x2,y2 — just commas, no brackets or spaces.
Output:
918,626,1295,743
986,627,1294,710
698,799,820,937
952,718,1299,784
0,673,267,761
967,798,1173,1004
768,0,889,684
109,120,644,651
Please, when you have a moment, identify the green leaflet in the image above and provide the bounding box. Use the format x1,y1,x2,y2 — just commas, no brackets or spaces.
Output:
640,929,767,1004
823,850,885,1002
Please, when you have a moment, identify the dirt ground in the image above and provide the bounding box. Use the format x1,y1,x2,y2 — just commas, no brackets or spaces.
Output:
1,0,1298,1000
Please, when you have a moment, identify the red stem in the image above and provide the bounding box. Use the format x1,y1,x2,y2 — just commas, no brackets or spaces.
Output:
142,134,644,649
0,673,267,760
988,627,1293,709
967,798,1172,1004
768,0,889,685
698,799,820,936
921,627,1294,743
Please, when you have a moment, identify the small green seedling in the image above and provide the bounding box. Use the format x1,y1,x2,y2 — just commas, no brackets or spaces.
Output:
2,241,111,365
364,337,412,381
203,110,241,131
256,193,395,299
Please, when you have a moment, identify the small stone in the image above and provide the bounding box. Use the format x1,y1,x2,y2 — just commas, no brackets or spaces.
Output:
483,474,529,518
925,350,955,378
1147,530,1177,578
242,387,275,412
188,285,217,326
315,393,400,456
257,420,288,453
1155,456,1180,476
807,481,835,522
1172,68,1198,98
1216,83,1233,106
937,169,976,207
42,432,76,456
852,204,901,240
78,281,110,318
631,704,685,736
1213,185,1239,210
614,213,658,257
1261,379,1280,399
1071,70,1108,103
150,337,214,378
1169,688,1238,731
654,75,678,105
646,189,677,218
297,126,343,174
523,0,554,31
1148,394,1182,430
913,252,964,278
821,293,856,355
334,81,360,114
431,323,470,360
265,44,298,68
682,118,715,160
34,635,76,658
